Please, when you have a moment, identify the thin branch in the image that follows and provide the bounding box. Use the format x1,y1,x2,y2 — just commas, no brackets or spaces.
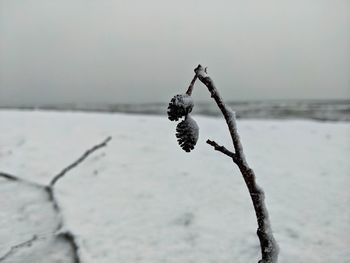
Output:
50,136,112,187
194,65,247,165
194,65,279,263
185,74,198,96
206,139,238,162
0,236,38,261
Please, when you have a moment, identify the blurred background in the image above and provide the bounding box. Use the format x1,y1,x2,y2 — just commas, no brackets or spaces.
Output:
0,0,349,120
1,1,350,262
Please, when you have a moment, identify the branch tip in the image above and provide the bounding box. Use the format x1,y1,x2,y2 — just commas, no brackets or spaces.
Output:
195,65,278,262
206,139,237,161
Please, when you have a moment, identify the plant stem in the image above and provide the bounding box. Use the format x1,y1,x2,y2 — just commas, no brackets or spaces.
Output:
194,64,279,263
185,74,198,96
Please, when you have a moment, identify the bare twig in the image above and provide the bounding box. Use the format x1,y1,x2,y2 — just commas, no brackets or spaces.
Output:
50,136,112,187
194,65,247,164
185,74,198,96
206,139,238,161
195,65,279,263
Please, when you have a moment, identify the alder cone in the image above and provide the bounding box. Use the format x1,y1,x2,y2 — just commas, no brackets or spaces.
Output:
176,115,199,152
167,94,194,121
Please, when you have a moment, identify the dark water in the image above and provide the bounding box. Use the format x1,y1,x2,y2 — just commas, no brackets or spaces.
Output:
1,100,349,122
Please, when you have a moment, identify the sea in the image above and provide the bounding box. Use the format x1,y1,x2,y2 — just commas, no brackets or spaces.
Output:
1,100,349,122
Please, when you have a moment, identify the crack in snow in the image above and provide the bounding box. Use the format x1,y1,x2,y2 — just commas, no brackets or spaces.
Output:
0,136,112,263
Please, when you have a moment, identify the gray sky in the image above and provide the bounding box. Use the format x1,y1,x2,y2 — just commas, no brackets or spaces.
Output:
0,0,349,106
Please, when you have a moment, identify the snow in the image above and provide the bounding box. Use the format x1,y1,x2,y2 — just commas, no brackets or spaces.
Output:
0,110,349,262
0,178,75,262
167,94,194,121
173,94,194,109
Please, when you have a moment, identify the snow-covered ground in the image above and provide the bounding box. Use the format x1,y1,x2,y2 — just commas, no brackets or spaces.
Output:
0,110,349,263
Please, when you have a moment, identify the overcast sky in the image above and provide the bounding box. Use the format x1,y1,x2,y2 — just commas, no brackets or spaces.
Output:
0,0,349,106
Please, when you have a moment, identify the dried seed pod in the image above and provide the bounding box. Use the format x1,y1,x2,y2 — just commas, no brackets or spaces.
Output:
176,115,199,152
167,94,194,121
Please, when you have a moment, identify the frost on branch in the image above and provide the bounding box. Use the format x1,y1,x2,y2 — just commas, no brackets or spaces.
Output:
167,94,194,121
176,115,199,152
167,65,279,263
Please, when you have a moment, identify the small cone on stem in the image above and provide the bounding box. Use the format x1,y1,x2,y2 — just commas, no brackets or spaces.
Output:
167,94,194,121
176,114,199,152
